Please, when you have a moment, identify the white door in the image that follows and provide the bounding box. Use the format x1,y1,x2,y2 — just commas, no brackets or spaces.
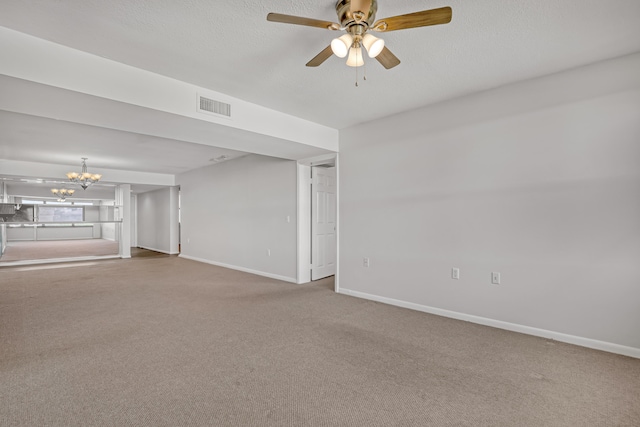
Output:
311,166,337,280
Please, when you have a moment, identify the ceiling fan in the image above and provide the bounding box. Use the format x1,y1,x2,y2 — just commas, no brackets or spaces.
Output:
267,0,452,70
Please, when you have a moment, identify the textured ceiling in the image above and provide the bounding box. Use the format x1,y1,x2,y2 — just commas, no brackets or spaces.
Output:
1,0,639,131
1,0,639,190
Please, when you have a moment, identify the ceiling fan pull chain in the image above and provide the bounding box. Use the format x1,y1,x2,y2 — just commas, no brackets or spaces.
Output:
355,47,366,87
363,54,367,82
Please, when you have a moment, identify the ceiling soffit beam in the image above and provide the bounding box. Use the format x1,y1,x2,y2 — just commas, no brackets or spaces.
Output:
0,26,338,156
0,159,175,187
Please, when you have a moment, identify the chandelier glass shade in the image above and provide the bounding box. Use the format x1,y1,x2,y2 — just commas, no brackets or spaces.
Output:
67,158,102,190
51,188,75,202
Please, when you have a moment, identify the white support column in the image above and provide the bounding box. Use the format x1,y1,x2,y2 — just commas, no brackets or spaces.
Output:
0,182,7,255
169,186,180,255
130,194,137,248
116,184,131,258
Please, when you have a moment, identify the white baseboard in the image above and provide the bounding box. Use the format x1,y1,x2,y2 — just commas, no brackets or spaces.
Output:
137,245,179,255
178,254,297,283
339,288,640,359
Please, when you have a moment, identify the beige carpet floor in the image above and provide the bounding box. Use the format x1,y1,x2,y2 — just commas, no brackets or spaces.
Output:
0,239,119,263
1,256,639,426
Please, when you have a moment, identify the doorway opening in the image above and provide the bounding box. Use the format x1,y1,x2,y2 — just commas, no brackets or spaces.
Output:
311,165,336,281
296,154,338,288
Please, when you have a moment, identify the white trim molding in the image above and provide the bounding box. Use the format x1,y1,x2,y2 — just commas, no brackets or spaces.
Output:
339,288,640,359
137,245,179,256
179,254,297,284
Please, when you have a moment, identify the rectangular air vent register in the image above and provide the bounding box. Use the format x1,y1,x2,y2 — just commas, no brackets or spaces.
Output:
197,94,232,118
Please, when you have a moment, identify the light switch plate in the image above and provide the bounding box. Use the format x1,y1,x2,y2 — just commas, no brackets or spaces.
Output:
491,272,501,285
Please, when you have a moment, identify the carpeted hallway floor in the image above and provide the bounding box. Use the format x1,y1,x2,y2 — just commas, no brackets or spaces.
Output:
1,256,639,426
0,239,119,263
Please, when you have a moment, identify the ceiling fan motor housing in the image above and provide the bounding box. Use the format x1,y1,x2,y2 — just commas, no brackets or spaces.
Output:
336,0,378,30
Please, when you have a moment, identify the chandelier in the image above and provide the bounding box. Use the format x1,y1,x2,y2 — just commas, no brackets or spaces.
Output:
67,158,102,190
51,188,75,202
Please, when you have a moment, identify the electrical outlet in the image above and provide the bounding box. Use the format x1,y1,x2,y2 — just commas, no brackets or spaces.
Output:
267,249,271,256
451,268,460,280
363,257,370,268
491,272,501,285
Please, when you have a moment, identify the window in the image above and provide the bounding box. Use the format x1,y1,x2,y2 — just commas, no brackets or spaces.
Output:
38,206,84,222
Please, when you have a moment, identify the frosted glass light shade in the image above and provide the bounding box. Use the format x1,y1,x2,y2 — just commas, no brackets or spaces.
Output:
346,47,364,67
331,34,353,58
362,33,385,58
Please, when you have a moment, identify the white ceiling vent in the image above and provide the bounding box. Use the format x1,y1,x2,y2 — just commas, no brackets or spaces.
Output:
197,94,231,118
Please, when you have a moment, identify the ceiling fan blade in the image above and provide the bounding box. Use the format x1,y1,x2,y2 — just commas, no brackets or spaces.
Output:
375,46,401,69
351,0,371,18
306,45,334,67
267,13,340,30
373,7,452,32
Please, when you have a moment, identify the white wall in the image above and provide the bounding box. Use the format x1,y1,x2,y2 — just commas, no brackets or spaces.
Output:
338,53,640,356
137,186,179,254
100,203,116,241
86,205,101,238
178,155,297,282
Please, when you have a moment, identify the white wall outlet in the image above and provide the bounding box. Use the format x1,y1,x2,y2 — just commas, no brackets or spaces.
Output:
451,268,460,280
286,215,291,223
363,257,370,268
267,249,271,256
491,272,501,285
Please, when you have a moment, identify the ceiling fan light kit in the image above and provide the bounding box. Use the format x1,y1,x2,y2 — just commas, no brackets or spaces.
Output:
361,33,384,58
346,46,364,67
331,33,353,58
267,0,452,81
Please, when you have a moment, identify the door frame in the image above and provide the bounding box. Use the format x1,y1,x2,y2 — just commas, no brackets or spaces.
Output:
296,154,339,290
